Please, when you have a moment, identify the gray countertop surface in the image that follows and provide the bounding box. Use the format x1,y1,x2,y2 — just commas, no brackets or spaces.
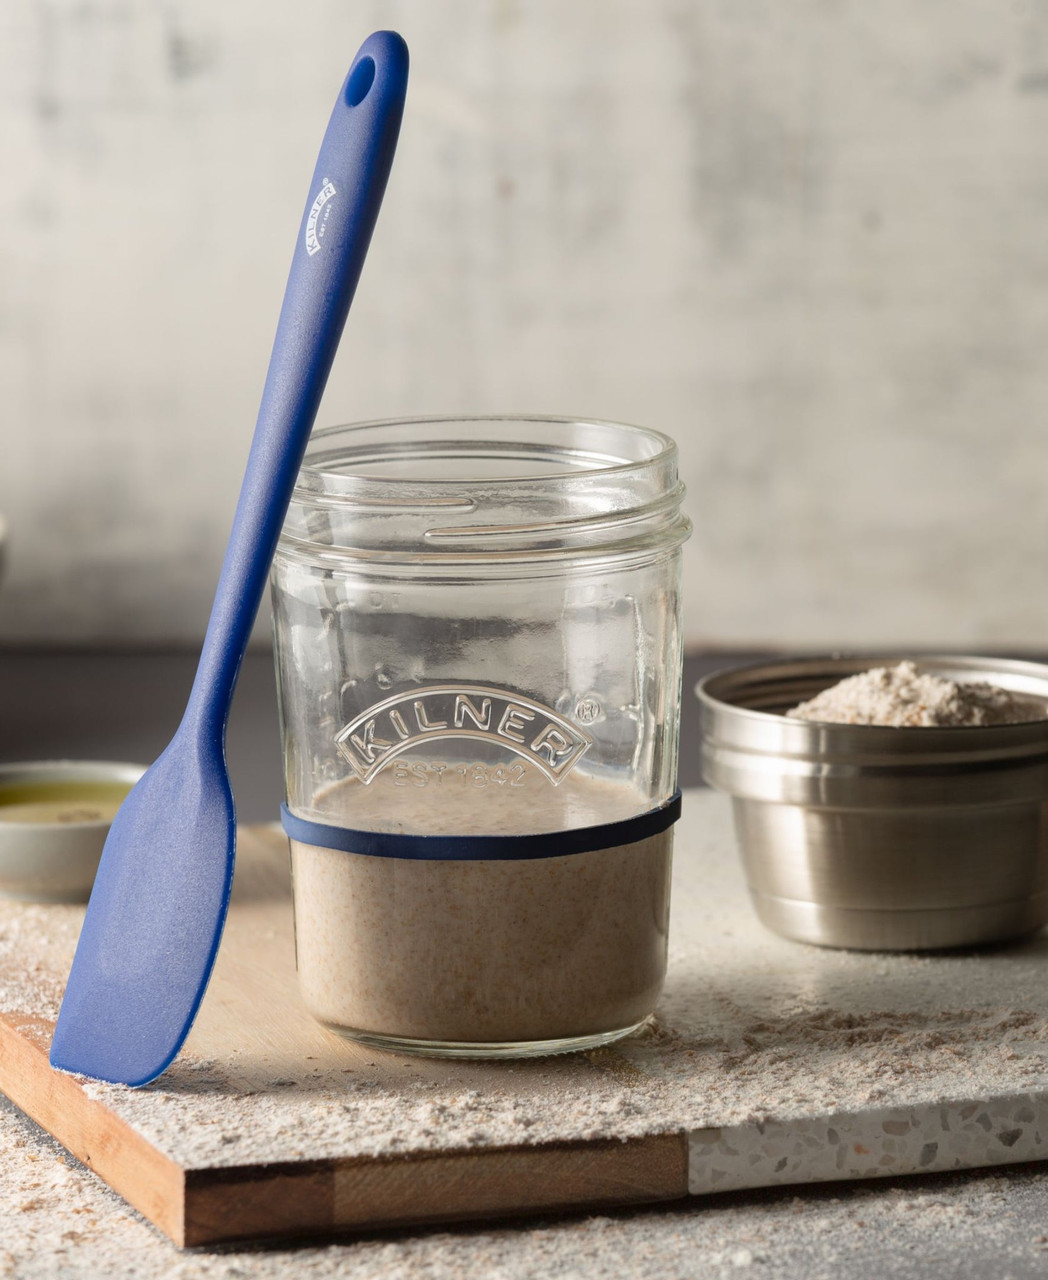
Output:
3,646,1048,1278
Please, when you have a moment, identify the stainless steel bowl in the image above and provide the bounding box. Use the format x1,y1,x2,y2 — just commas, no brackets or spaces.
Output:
696,655,1048,951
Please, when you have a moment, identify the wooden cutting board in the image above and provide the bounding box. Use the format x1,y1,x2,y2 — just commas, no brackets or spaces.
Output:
5,791,1048,1247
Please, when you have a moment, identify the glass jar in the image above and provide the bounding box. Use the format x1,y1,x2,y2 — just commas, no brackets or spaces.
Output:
271,415,691,1057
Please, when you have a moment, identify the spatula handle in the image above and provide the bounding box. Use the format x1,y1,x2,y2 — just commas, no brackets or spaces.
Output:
186,31,408,739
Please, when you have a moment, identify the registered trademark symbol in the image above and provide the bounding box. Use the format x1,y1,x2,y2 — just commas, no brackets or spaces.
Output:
574,697,601,724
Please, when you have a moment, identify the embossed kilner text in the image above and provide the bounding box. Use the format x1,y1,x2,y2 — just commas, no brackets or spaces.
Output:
335,685,592,785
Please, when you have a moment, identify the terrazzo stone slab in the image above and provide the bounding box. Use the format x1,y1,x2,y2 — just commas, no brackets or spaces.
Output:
3,790,1048,1244
687,1096,1048,1195
659,799,1048,1195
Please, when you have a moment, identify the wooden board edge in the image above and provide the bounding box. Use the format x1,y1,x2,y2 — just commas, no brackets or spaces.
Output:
0,1011,187,1246
183,1131,690,1246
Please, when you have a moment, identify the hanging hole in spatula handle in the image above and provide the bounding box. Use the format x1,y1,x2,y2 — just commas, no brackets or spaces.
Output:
346,55,376,105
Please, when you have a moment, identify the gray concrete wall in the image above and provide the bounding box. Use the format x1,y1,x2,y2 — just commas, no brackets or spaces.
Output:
2,1,1047,650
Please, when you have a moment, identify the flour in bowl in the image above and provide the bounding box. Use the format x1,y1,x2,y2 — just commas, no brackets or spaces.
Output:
787,661,1045,728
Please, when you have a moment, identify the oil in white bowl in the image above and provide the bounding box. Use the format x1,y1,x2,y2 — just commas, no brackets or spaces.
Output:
0,780,132,826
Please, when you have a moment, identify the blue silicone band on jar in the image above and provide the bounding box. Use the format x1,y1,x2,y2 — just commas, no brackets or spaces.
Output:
280,789,682,861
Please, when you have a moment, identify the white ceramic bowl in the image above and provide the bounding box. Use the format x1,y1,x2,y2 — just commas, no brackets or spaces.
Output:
0,761,145,903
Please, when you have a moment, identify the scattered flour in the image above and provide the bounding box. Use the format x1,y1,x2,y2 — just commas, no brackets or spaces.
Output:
787,661,1045,728
6,792,1048,1275
6,1088,1048,1280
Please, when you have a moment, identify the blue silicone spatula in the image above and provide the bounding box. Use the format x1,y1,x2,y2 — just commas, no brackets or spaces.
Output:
50,31,409,1087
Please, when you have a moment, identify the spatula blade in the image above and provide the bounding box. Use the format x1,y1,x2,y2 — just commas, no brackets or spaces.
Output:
49,741,235,1086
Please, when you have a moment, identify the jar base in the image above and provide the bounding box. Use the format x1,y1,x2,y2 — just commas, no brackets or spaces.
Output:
315,1017,652,1060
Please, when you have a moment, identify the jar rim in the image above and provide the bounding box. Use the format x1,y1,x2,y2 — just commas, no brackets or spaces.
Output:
280,415,690,571
295,415,680,498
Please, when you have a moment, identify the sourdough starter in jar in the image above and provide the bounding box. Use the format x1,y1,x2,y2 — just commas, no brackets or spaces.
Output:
289,769,673,1049
273,415,690,1055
